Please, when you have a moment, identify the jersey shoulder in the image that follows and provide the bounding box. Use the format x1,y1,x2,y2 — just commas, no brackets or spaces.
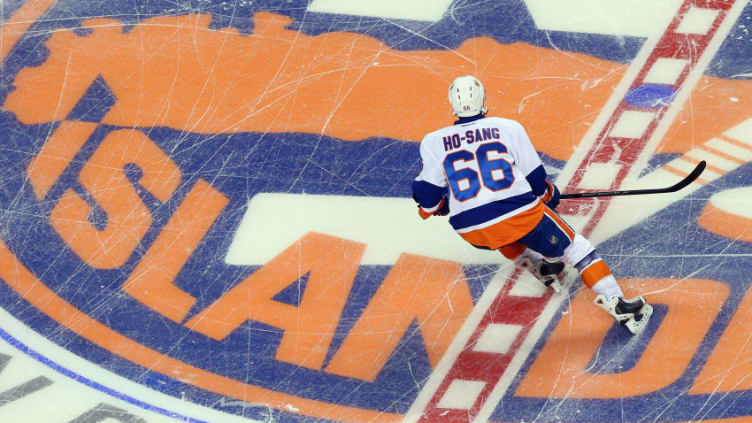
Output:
419,124,456,157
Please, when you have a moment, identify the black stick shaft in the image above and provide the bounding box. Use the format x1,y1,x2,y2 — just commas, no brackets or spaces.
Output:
560,160,706,199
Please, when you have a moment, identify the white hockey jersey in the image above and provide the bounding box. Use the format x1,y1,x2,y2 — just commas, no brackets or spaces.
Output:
414,116,547,246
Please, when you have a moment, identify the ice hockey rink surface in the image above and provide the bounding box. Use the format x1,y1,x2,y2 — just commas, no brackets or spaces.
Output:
0,0,751,422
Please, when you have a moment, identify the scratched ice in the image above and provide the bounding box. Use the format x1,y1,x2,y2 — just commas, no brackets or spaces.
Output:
0,0,751,422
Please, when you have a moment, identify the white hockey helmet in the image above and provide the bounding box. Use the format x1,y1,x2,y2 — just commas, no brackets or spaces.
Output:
448,75,488,117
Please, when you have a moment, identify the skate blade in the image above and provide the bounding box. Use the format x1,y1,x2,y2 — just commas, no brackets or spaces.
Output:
625,304,653,335
549,265,577,294
558,265,577,292
549,280,562,293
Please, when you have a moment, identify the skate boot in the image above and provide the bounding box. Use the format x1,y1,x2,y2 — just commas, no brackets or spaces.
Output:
594,295,653,335
519,258,577,293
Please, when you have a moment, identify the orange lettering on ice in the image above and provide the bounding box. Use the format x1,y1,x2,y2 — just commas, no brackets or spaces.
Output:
186,232,366,371
515,278,728,399
122,179,228,323
697,200,752,243
326,254,473,382
0,237,403,423
27,121,98,200
691,282,752,394
0,0,57,61
50,129,181,269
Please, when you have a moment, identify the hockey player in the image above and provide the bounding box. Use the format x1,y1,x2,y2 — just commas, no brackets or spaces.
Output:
411,75,652,334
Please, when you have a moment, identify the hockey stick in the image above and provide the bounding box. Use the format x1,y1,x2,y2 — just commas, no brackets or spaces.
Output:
560,160,706,199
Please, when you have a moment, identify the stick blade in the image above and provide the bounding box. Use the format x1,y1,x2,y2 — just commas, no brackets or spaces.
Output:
670,160,706,192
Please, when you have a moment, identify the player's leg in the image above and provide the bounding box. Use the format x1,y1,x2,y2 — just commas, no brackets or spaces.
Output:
499,243,576,292
517,206,653,334
570,246,652,333
455,214,575,292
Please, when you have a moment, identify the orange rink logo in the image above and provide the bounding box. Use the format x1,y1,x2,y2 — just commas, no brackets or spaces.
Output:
0,0,751,422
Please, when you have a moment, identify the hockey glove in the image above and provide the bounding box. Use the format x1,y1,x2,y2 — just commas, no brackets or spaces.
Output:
434,196,450,216
542,181,560,210
417,196,449,219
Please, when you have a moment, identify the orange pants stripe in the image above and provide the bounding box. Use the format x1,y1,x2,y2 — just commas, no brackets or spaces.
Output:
543,206,575,241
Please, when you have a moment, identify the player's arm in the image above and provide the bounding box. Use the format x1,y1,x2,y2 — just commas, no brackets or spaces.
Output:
508,121,560,209
412,138,449,219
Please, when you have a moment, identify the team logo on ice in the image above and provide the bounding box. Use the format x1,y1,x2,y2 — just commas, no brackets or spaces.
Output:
0,1,751,422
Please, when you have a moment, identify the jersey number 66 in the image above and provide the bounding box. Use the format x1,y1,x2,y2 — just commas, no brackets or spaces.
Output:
443,142,515,201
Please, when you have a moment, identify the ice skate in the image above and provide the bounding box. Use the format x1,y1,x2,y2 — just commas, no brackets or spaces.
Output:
594,295,653,335
519,258,577,293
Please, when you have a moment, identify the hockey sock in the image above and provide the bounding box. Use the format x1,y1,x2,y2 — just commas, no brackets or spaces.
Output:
590,275,624,298
576,252,624,298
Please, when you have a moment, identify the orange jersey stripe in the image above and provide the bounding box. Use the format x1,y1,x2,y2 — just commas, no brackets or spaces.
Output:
460,201,544,250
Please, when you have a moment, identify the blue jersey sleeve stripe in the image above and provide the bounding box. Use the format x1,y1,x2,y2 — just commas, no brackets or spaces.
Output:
449,192,538,230
411,180,447,208
525,165,548,197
